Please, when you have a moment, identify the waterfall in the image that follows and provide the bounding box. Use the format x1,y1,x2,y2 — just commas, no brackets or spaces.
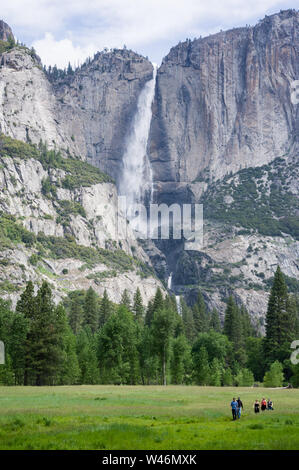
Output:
119,66,157,208
167,272,173,290
175,295,182,316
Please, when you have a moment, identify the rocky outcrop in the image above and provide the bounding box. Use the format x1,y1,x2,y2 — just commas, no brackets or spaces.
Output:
0,48,78,154
0,20,13,42
149,9,299,189
0,152,163,306
54,49,153,182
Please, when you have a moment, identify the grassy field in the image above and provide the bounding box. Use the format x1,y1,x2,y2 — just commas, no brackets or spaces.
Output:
0,385,298,450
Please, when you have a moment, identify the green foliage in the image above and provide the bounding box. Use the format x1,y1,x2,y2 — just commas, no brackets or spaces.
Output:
192,345,210,385
1,265,298,388
0,213,36,249
201,157,299,239
264,266,297,367
98,306,139,384
0,134,113,188
150,307,175,385
170,335,191,384
263,361,284,387
83,287,99,333
29,254,39,266
36,232,135,272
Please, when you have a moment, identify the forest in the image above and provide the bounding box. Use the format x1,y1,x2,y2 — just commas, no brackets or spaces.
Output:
0,266,298,388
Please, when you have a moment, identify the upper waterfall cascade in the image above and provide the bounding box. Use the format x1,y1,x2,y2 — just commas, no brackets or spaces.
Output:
119,66,157,208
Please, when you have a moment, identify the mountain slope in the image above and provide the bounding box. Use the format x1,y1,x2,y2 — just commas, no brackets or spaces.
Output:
0,135,162,306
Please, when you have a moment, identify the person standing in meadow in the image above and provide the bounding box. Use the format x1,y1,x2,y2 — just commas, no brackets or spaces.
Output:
254,400,260,413
236,397,243,419
261,398,267,411
230,398,238,421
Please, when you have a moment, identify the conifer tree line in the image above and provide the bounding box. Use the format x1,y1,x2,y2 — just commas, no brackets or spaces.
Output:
0,266,298,387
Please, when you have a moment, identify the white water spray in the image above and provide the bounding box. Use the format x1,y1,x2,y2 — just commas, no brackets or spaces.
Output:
167,272,173,290
119,66,157,207
175,295,182,316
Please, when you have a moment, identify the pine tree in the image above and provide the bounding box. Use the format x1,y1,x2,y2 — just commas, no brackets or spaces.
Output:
83,287,99,333
181,299,195,343
223,296,242,350
192,292,209,334
145,288,163,326
99,289,113,327
28,282,65,385
9,312,29,384
264,266,296,365
132,288,144,323
120,289,131,311
209,308,221,333
69,298,83,334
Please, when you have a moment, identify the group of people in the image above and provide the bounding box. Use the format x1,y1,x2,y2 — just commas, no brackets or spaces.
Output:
230,397,274,420
254,398,274,413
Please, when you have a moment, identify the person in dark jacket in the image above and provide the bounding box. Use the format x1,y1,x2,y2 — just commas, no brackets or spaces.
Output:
236,397,244,419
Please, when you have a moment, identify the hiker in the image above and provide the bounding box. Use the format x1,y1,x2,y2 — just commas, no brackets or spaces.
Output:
254,400,260,413
261,398,267,411
236,397,243,419
230,397,238,421
267,399,274,410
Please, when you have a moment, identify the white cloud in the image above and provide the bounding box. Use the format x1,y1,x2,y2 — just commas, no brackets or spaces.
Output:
1,0,295,67
33,33,96,68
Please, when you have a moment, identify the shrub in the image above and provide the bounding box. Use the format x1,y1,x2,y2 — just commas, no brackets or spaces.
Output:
264,361,284,387
29,254,39,266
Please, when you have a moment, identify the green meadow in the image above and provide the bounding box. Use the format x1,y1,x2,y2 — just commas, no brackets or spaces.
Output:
0,385,298,450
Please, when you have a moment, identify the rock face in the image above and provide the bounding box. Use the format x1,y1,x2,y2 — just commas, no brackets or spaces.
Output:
53,49,153,182
0,150,163,307
149,9,299,188
0,48,77,154
0,20,13,42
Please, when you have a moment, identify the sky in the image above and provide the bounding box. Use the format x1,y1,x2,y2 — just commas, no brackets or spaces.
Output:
1,0,298,68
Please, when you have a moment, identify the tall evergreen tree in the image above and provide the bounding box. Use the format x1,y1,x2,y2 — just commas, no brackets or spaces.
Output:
69,298,83,334
151,307,174,385
132,288,144,323
83,287,99,333
99,289,113,327
145,288,163,326
192,292,209,334
264,266,297,365
209,308,221,333
223,296,242,350
28,282,65,385
181,299,195,343
120,289,131,311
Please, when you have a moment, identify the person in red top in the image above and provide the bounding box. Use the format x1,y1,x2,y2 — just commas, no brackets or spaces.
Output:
261,398,267,411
